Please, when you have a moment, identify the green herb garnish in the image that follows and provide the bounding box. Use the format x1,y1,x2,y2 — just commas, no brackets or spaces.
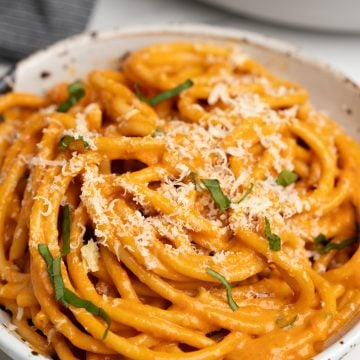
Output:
191,176,252,208
264,217,281,251
57,81,85,112
136,79,193,106
38,244,66,302
314,233,358,254
38,244,55,280
276,314,298,330
314,234,328,246
236,183,254,203
206,268,239,311
276,170,299,187
62,288,111,339
38,242,110,339
52,257,65,301
134,84,148,103
61,205,70,257
59,135,89,151
200,179,231,210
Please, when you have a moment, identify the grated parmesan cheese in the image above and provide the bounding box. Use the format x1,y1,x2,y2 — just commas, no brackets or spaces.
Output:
16,307,24,321
33,196,53,216
81,239,100,273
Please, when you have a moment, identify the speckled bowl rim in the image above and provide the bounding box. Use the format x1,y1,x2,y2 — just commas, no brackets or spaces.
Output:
1,24,359,360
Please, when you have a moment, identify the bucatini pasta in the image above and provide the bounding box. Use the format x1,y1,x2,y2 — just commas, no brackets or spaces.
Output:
0,42,359,360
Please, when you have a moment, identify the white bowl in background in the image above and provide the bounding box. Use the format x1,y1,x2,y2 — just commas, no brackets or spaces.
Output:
1,24,360,360
197,0,360,33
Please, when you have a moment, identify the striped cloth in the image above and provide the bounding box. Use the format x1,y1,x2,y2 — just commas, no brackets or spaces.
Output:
0,0,95,61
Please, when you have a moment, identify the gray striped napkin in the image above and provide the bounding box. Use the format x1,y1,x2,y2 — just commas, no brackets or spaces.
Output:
0,0,95,61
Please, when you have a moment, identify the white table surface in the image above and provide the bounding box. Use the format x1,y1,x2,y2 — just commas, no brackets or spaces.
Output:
0,0,359,359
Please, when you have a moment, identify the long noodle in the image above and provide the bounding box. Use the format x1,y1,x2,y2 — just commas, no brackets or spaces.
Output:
0,42,359,359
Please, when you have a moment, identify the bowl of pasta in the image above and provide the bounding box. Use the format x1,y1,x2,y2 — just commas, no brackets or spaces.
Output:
0,24,359,360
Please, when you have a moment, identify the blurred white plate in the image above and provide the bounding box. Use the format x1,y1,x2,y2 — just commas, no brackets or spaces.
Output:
1,24,360,359
198,0,360,32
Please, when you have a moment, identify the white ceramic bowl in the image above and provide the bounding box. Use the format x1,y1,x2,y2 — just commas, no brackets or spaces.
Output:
1,24,360,360
197,0,360,33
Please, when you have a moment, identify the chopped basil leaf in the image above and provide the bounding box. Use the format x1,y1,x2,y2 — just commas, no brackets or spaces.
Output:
148,79,193,106
322,238,357,253
236,183,254,203
315,234,358,254
38,244,54,279
206,268,239,311
38,244,110,338
38,245,65,302
314,234,328,245
200,179,231,210
136,79,193,106
276,170,299,187
57,81,85,112
62,288,111,339
151,128,166,137
61,205,70,257
191,177,252,207
264,217,281,251
134,83,148,103
276,314,298,330
59,135,89,151
59,135,75,150
52,257,65,301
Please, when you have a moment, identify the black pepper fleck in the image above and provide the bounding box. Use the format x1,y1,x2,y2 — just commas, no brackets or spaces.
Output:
40,71,51,79
343,76,360,97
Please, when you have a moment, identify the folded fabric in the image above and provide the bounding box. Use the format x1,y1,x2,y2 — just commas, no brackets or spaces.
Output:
0,0,95,61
